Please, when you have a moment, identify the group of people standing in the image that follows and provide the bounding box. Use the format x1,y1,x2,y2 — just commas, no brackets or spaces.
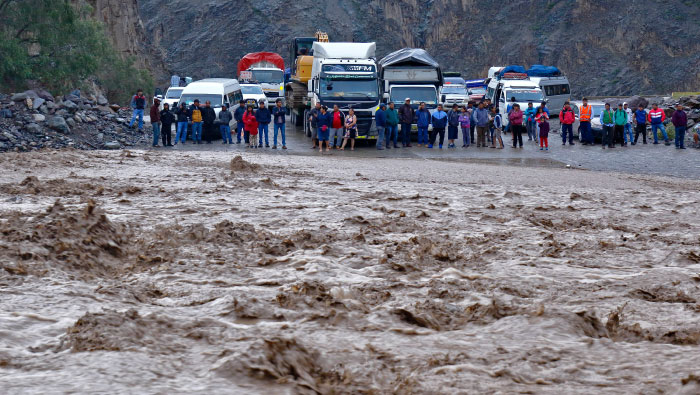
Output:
238,99,288,149
307,103,359,152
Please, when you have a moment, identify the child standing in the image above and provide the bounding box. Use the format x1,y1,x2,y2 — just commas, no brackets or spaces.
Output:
243,105,258,148
490,106,504,149
459,106,471,147
536,107,550,151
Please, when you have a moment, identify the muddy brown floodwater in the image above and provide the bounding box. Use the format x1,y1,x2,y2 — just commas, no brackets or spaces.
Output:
1,149,700,394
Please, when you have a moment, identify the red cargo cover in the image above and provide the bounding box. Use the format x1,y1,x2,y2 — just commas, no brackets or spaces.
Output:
237,52,285,75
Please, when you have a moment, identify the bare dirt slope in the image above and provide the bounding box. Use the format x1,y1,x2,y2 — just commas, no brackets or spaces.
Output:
1,149,699,393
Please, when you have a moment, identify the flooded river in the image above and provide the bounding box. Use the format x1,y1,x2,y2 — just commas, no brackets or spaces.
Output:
1,148,699,394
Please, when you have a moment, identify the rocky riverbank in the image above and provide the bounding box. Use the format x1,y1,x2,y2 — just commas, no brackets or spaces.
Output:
0,90,148,152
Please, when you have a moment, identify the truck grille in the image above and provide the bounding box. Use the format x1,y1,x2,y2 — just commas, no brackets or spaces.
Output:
264,91,280,98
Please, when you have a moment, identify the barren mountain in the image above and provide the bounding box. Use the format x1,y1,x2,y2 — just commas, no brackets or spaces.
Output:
137,0,700,96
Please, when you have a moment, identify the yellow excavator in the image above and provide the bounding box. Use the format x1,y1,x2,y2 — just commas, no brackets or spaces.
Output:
286,31,329,126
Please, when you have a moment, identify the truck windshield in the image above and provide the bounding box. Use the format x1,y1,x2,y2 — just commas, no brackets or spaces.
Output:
390,87,437,106
442,86,467,95
241,85,264,94
251,70,283,83
320,79,378,100
505,89,544,102
179,94,222,107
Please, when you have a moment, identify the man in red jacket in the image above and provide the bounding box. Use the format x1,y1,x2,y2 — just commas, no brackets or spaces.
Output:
150,98,161,147
559,101,576,145
647,103,669,145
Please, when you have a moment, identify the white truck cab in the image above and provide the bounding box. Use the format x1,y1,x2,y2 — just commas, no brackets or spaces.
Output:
240,83,269,108
247,67,285,107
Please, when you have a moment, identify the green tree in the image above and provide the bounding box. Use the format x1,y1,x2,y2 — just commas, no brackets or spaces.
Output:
0,0,152,104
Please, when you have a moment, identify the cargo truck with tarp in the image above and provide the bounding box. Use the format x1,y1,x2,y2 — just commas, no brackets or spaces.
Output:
237,52,285,108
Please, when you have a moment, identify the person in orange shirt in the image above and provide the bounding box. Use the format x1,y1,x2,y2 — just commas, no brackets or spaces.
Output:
578,97,594,145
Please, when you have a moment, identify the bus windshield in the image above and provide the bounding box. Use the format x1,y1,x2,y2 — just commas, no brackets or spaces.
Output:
251,70,283,84
505,89,544,103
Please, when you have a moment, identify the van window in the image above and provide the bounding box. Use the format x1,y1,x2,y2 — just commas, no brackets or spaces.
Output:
543,84,570,96
179,94,223,107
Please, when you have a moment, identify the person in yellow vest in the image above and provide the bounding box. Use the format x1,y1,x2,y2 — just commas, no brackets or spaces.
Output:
579,97,594,145
189,99,203,144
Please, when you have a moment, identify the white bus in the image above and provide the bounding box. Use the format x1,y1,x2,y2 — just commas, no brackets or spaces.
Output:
529,76,571,114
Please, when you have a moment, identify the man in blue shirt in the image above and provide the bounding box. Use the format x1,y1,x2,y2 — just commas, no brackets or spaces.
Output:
375,103,387,150
429,104,448,149
474,102,490,147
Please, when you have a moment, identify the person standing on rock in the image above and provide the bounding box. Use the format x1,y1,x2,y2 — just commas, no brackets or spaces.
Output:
150,98,161,147
308,102,322,150
447,104,460,148
385,102,400,149
559,101,576,146
613,103,628,147
672,103,688,149
174,102,189,145
160,103,175,147
399,98,415,147
375,103,387,150
579,97,594,145
234,100,246,144
509,103,524,148
633,104,648,145
190,99,203,144
600,103,615,149
329,104,345,149
474,101,490,148
243,105,258,148
429,104,447,149
623,102,634,146
218,104,233,144
201,101,216,144
129,89,146,131
272,99,287,149
255,100,271,148
416,102,431,148
647,103,670,145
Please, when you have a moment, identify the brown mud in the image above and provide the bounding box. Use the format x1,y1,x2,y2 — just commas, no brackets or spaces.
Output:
1,149,700,393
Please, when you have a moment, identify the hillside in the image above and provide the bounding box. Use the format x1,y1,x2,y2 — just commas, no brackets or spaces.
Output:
138,0,700,96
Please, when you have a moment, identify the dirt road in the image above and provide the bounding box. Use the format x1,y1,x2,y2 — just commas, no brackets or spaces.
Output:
1,149,699,393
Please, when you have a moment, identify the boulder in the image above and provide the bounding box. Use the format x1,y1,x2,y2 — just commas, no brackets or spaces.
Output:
25,123,41,134
47,116,70,133
64,94,81,103
46,101,57,110
35,89,55,102
109,104,121,112
11,92,28,102
104,141,121,150
33,114,46,122
626,95,648,109
97,95,109,106
60,100,78,111
33,97,45,110
65,117,76,128
39,105,49,114
97,105,113,113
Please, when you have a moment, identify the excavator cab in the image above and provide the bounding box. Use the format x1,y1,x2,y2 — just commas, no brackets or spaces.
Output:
289,38,315,75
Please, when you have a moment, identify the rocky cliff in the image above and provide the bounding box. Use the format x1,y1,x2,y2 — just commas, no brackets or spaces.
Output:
137,0,700,96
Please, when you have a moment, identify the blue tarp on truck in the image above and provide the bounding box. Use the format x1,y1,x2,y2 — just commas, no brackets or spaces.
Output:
526,65,562,77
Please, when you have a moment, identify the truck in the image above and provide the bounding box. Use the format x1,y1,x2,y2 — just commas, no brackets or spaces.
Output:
485,65,545,127
378,48,442,132
440,76,469,106
306,42,381,139
237,52,285,108
286,32,328,126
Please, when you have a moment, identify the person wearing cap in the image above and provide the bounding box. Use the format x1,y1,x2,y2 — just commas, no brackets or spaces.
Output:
559,101,575,146
272,98,287,149
398,98,415,147
375,103,387,150
201,100,217,144
255,100,271,147
579,98,594,145
150,97,161,147
190,99,203,144
385,102,400,149
234,100,246,144
218,104,233,144
613,103,628,147
623,102,634,146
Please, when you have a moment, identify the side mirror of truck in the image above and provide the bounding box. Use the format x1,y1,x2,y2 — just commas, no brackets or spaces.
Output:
441,95,446,103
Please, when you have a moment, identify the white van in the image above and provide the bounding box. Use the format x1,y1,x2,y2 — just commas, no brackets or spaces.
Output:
529,76,570,115
487,73,545,126
178,78,242,118
160,86,184,111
